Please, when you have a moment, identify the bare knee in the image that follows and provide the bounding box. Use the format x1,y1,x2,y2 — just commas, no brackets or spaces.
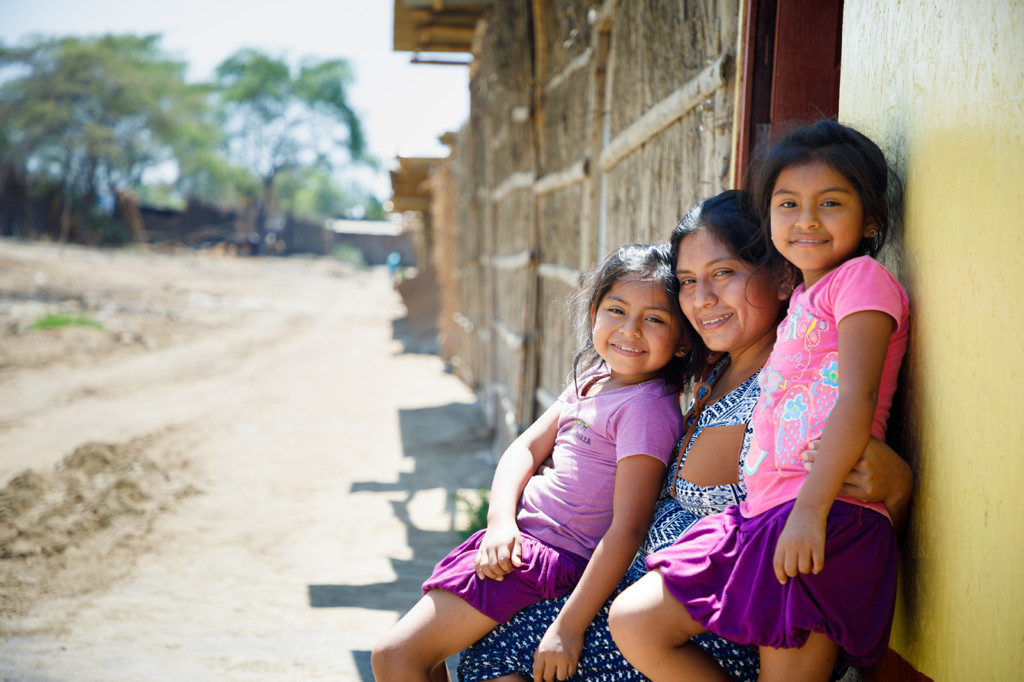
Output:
610,571,708,663
608,584,649,657
370,632,406,680
371,591,463,680
372,628,434,681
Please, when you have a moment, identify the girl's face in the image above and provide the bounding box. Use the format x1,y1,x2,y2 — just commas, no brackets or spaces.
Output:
769,161,876,288
591,276,687,386
675,230,785,370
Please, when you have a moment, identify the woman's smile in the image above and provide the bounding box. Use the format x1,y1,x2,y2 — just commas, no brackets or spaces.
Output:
697,312,734,330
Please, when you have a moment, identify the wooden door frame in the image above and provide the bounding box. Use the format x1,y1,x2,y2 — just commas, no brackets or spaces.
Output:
734,0,844,188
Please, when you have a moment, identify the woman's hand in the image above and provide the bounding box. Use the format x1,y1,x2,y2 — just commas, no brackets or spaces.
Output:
533,621,582,682
801,437,914,532
473,522,523,581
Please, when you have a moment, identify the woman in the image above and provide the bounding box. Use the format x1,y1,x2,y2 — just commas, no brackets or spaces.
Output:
456,190,913,682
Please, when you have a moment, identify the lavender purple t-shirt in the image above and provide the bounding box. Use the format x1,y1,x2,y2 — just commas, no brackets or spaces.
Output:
516,366,684,559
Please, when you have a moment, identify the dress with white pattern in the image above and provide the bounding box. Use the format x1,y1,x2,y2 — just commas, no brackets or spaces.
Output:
458,360,764,682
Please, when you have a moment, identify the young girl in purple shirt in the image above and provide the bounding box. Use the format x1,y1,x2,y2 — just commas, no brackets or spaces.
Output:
373,242,694,682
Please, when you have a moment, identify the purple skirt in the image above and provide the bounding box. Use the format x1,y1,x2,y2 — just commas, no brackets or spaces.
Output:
423,529,588,623
646,500,897,667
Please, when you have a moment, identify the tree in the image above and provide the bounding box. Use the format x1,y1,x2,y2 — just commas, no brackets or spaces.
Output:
275,163,348,219
212,49,372,252
0,34,211,242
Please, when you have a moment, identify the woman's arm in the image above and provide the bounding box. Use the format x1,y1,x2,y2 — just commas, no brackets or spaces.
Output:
475,401,562,581
532,454,666,682
801,437,914,535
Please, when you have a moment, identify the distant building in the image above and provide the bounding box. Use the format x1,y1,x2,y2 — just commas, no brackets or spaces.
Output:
327,218,415,267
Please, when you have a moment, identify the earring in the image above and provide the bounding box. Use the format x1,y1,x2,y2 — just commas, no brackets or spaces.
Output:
867,229,877,238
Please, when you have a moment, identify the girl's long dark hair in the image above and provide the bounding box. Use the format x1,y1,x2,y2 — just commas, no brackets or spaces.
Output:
749,120,904,273
569,242,696,395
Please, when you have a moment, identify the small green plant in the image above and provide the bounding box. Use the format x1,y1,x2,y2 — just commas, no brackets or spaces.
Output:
30,313,104,331
456,487,490,540
332,243,367,269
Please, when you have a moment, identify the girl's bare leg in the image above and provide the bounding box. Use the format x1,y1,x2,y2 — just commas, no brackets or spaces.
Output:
758,632,839,682
372,589,499,682
608,571,731,682
429,661,452,682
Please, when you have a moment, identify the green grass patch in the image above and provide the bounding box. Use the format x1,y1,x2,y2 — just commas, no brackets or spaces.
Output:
30,313,104,331
457,487,490,540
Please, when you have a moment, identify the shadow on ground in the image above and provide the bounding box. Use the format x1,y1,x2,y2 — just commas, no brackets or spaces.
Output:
311,399,496,680
390,267,442,355
391,315,441,355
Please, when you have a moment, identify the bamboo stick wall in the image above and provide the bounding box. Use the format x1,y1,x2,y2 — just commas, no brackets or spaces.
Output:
434,0,741,448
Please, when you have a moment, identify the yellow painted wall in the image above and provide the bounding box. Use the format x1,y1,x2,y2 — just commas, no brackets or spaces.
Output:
839,1,1024,678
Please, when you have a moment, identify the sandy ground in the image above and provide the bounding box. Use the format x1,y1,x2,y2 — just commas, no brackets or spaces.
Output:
0,238,496,681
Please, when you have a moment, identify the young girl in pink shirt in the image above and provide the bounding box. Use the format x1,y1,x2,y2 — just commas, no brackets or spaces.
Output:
373,242,693,682
610,121,909,681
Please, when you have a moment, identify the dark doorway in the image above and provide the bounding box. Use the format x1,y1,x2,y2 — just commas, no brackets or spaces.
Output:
734,0,844,186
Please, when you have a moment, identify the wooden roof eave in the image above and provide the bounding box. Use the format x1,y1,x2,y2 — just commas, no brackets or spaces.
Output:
393,0,485,54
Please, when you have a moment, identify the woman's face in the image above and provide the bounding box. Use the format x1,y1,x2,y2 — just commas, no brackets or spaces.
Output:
674,229,786,367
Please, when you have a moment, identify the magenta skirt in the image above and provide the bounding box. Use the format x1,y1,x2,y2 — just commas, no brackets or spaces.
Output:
423,529,588,623
646,500,897,667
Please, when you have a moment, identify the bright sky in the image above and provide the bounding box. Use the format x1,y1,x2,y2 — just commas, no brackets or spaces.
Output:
0,0,470,198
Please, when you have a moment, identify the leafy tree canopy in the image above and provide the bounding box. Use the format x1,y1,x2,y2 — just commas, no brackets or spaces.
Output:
0,36,384,236
213,49,372,194
0,34,211,200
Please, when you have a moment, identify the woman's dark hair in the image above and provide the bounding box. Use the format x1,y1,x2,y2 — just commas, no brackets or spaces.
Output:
569,242,695,394
671,189,769,269
749,120,904,263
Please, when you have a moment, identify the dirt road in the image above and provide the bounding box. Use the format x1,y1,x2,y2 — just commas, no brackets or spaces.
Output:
0,239,495,681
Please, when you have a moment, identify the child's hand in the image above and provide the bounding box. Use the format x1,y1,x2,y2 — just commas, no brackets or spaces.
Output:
533,622,582,682
474,523,523,581
773,507,827,584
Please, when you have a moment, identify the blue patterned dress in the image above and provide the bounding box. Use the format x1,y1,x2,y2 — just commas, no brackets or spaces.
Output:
457,361,764,682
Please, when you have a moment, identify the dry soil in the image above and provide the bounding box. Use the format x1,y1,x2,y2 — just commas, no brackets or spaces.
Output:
0,238,495,681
